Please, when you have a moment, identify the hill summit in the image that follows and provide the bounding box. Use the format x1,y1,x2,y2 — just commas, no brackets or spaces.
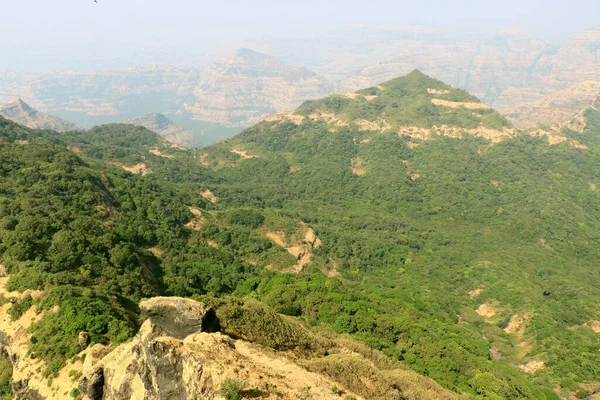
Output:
264,70,516,144
0,98,78,132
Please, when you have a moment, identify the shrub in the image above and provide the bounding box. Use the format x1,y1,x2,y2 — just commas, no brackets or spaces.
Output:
220,379,244,400
8,295,33,320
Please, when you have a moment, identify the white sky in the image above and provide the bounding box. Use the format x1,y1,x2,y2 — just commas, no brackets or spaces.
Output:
2,0,599,71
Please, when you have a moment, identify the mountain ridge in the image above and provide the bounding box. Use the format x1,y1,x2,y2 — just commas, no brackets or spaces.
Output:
0,98,78,132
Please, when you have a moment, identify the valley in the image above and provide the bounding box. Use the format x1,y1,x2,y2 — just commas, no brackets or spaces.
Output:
1,71,600,399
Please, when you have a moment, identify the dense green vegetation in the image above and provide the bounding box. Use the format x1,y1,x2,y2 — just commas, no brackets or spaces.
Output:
0,352,11,400
296,70,510,130
2,72,600,399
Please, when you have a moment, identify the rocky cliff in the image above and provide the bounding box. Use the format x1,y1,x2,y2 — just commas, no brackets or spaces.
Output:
503,80,600,129
336,27,600,110
493,27,600,110
337,29,550,104
181,49,333,128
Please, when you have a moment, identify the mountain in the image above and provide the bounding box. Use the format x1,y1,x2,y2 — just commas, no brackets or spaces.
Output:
503,80,600,129
198,72,600,398
0,98,78,131
0,50,333,143
180,48,333,128
124,112,199,148
0,64,189,128
284,26,597,111
259,70,516,144
3,72,600,399
494,27,600,110
337,29,549,105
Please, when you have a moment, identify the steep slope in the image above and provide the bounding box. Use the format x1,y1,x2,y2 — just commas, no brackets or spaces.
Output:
124,112,198,148
4,71,600,398
261,70,516,144
503,80,600,129
494,27,600,110
181,48,333,128
0,98,78,131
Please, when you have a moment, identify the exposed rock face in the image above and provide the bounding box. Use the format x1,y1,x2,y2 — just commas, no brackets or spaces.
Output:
182,48,333,127
79,332,91,350
138,297,220,339
494,27,600,110
124,113,198,147
503,80,600,128
1,279,457,400
77,297,362,400
79,297,221,400
338,29,550,104
0,98,78,131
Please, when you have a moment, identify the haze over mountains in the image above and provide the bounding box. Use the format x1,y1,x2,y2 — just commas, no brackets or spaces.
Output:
3,0,600,398
1,26,599,146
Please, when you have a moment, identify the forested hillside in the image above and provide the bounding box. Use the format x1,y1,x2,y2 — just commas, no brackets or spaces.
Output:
1,71,600,399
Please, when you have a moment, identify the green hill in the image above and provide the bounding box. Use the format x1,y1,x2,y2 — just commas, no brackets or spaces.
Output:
197,72,600,398
2,71,600,399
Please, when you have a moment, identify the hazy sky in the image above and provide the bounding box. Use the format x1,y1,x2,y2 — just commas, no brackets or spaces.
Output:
2,0,599,71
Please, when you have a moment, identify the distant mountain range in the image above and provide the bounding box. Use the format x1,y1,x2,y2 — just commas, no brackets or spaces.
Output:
0,49,333,143
0,26,598,142
504,80,600,129
0,98,204,148
179,48,333,128
249,26,600,109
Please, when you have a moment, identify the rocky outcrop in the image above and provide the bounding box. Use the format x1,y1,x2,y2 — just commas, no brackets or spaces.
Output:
1,280,458,400
77,297,361,400
78,297,221,400
124,113,198,148
0,98,78,131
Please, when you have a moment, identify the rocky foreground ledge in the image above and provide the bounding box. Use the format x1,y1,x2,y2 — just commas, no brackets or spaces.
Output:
1,289,457,400
76,297,361,400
